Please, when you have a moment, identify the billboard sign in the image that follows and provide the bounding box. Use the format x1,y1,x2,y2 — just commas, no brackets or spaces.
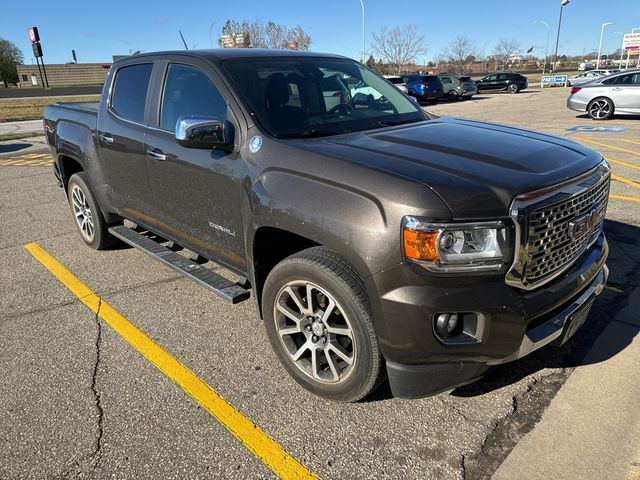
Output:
622,33,640,50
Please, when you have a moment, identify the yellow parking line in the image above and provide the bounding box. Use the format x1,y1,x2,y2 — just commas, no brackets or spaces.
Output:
612,174,640,190
610,193,640,203
576,138,640,157
24,243,318,480
605,157,640,171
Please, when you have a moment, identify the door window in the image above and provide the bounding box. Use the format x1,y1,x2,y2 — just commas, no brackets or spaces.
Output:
160,64,227,132
110,63,153,124
603,74,640,85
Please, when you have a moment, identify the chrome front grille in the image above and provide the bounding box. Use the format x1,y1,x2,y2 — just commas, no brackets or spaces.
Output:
506,161,611,290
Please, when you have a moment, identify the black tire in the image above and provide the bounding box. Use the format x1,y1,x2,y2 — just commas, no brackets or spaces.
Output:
67,172,117,250
587,97,614,120
262,247,384,402
448,91,459,101
507,83,519,94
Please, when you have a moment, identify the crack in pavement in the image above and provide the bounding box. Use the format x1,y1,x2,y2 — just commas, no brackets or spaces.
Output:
88,297,105,471
56,299,104,478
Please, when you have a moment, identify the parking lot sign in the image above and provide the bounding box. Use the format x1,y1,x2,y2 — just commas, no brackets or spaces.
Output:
541,75,568,88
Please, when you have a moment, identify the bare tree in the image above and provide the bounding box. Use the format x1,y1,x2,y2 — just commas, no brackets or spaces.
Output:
0,38,23,87
440,35,477,73
371,24,426,73
492,38,520,70
219,20,311,50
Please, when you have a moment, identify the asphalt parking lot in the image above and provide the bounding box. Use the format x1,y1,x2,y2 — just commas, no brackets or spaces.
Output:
1,86,639,479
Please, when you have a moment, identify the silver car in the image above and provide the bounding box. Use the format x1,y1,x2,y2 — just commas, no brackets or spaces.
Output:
383,75,408,93
567,69,640,120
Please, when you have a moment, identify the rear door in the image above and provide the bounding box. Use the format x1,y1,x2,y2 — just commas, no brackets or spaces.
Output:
97,61,157,226
143,57,247,271
606,73,640,113
496,74,509,90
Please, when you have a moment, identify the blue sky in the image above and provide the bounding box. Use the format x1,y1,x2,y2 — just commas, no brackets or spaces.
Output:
3,0,640,65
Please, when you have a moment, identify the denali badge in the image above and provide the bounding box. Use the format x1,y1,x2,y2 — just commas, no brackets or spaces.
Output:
568,208,598,239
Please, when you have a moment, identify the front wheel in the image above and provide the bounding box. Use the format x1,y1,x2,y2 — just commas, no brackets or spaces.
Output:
67,172,117,250
587,97,614,120
262,247,384,402
507,83,519,94
448,91,459,101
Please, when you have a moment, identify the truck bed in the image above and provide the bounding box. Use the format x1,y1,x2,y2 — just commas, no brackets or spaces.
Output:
52,102,99,115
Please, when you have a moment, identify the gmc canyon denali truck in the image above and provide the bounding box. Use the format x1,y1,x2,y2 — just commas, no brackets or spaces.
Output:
44,50,610,402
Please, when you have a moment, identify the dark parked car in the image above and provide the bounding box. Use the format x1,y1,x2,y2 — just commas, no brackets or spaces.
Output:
44,49,609,402
475,73,528,93
402,74,444,104
439,74,478,100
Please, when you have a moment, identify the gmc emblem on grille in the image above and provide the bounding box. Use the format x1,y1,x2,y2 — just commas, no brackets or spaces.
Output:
568,208,598,239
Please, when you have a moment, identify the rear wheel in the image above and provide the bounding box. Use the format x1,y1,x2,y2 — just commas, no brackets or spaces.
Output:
67,172,117,250
448,90,459,101
587,97,614,120
507,83,519,94
262,247,384,402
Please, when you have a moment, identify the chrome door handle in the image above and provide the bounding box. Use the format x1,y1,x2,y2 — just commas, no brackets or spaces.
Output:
611,87,623,91
99,134,114,144
146,149,167,161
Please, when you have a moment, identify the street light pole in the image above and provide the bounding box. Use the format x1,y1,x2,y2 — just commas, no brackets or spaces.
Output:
614,32,624,68
535,20,550,80
596,22,614,69
634,28,640,68
209,20,217,48
359,0,365,63
553,0,570,73
480,40,490,74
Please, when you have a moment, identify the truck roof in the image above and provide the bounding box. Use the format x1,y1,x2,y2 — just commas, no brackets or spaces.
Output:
115,48,348,64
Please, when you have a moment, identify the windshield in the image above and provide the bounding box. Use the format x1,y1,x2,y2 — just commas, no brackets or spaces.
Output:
223,57,426,138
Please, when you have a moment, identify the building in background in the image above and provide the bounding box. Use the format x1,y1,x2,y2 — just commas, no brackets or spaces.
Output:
15,63,110,88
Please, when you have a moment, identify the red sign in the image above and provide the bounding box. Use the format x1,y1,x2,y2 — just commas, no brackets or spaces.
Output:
288,41,298,50
28,26,40,44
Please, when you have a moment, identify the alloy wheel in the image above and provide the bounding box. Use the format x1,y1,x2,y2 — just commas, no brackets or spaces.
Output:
71,185,95,241
589,99,611,120
273,280,356,384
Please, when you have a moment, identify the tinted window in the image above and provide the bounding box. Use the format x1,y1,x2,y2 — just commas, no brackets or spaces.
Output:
110,63,153,123
603,73,640,85
485,75,497,81
459,76,471,81
422,76,437,81
387,77,404,85
160,64,227,131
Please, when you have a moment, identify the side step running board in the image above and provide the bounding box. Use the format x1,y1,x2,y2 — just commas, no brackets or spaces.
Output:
108,225,250,304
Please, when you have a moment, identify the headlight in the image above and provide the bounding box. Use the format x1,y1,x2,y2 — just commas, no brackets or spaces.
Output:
402,216,508,272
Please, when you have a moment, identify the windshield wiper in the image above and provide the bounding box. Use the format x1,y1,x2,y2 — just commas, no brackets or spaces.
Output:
375,118,422,128
276,129,344,138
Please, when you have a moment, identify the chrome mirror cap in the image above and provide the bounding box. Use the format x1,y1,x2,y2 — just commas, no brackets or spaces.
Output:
175,115,227,150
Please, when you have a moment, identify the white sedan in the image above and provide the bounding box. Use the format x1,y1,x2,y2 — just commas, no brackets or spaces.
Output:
567,69,640,120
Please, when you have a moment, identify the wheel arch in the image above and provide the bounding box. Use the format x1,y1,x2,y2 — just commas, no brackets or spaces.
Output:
251,226,320,318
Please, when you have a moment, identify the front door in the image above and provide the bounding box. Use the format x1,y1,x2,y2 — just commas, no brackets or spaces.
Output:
144,61,246,272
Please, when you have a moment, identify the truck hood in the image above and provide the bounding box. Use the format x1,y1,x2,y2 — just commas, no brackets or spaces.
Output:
294,117,603,217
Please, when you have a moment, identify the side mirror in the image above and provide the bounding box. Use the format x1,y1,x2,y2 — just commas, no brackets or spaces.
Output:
175,115,231,151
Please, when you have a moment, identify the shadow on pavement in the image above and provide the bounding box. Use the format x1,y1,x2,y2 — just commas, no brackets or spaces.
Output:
0,143,34,153
452,219,639,398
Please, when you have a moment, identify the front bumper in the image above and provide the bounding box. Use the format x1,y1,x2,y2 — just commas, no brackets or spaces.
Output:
365,233,608,399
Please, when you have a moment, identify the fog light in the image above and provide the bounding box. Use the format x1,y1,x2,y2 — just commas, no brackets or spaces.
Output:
435,313,460,338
